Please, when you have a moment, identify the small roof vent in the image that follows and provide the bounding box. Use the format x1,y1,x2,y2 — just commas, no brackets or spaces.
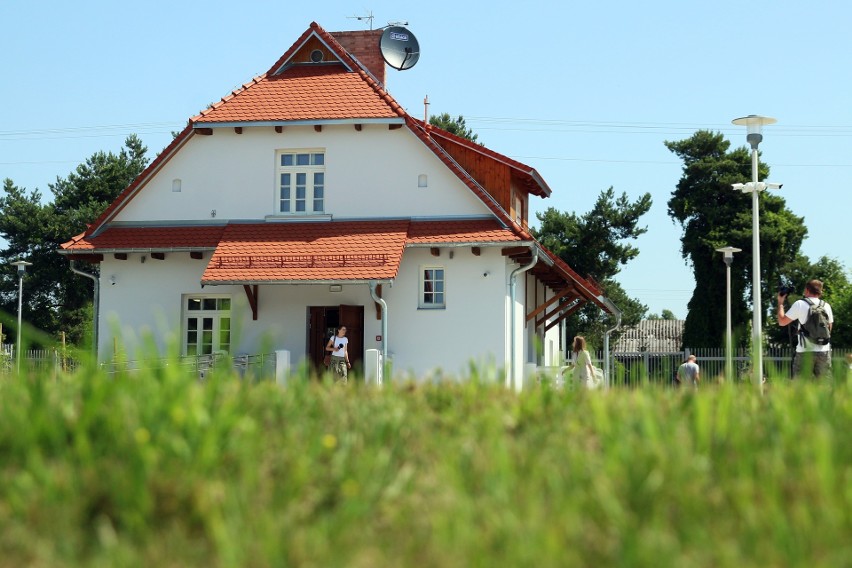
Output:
310,49,324,63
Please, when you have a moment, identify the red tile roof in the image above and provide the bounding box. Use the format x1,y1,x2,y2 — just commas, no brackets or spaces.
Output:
202,221,410,284
193,66,401,123
60,226,225,252
407,219,521,244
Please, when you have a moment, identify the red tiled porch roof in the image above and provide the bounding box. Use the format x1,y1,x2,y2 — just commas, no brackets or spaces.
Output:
201,221,410,284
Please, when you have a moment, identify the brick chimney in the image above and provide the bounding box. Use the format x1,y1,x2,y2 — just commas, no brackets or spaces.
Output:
331,30,385,86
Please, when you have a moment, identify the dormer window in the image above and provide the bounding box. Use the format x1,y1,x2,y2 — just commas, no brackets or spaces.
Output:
277,150,325,214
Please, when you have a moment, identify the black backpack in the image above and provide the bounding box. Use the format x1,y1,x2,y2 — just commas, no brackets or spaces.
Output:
800,297,831,346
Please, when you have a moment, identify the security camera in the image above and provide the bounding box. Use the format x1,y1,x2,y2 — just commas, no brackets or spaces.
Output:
766,182,783,190
483,271,490,277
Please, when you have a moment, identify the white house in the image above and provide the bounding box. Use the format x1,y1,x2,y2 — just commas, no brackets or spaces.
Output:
60,22,614,384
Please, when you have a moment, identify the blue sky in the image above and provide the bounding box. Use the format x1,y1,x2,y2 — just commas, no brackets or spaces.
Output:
2,0,850,318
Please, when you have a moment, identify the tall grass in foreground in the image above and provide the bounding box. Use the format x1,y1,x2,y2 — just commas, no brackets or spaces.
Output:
0,364,850,568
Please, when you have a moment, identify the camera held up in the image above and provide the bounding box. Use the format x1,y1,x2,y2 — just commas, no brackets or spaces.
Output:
778,277,795,298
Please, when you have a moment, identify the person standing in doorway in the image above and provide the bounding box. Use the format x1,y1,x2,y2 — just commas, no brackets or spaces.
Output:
677,354,700,388
326,326,351,384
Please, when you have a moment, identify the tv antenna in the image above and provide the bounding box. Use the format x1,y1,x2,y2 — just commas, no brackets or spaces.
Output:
347,11,375,30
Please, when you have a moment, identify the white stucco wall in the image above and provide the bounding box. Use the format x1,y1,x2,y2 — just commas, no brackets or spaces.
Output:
114,125,489,223
97,245,522,379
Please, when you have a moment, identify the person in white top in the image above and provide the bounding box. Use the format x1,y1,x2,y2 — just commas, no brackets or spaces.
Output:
676,355,700,388
572,336,598,389
325,325,351,384
777,279,834,380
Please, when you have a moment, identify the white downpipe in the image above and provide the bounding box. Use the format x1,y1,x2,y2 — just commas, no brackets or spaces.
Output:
599,296,622,389
368,281,388,370
508,246,538,390
70,260,99,359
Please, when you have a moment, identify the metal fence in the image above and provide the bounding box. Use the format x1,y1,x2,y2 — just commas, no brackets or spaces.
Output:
0,345,278,380
98,352,278,380
593,347,851,387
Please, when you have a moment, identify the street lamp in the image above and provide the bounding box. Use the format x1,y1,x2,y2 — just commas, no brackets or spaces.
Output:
716,246,741,382
11,260,33,374
731,114,779,391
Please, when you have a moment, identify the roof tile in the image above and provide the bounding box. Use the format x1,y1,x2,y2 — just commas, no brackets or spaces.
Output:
60,226,225,251
194,66,400,123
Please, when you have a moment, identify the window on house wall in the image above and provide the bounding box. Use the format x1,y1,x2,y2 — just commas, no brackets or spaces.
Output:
277,150,325,214
419,266,445,309
183,296,231,355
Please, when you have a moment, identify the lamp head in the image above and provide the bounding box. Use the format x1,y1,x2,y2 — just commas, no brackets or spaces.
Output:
715,246,742,262
11,259,33,276
732,115,777,149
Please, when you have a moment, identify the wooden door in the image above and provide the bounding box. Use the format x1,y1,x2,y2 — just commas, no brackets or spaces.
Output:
307,304,364,371
339,304,363,371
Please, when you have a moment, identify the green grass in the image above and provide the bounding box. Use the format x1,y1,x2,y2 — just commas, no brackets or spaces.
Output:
0,362,850,567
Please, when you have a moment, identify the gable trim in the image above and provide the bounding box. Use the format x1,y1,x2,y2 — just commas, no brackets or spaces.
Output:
270,30,354,76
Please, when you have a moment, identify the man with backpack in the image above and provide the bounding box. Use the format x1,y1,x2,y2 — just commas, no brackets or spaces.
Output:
777,279,834,380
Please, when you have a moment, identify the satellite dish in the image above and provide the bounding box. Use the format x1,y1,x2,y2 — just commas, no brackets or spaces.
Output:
380,26,420,71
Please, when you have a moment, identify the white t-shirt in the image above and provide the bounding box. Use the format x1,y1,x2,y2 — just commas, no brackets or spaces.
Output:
330,336,348,357
785,298,833,352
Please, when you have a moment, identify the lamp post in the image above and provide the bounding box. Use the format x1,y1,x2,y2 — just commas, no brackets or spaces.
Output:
731,114,778,391
11,260,33,374
716,246,741,382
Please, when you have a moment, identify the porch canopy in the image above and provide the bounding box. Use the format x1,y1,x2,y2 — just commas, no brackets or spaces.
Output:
200,220,409,285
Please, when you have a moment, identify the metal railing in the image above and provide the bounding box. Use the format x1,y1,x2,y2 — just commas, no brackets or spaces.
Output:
98,352,277,379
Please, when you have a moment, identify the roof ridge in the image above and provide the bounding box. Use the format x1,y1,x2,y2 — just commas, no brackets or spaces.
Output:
309,22,406,118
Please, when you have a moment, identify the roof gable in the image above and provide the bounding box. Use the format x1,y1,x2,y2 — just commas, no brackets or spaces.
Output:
193,22,403,125
268,29,353,75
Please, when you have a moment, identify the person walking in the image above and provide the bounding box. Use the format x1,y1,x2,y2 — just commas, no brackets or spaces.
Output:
676,354,700,388
777,279,834,380
572,336,598,389
325,326,351,384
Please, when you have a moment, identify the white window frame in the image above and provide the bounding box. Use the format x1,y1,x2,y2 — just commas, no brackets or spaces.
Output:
276,149,325,214
182,295,232,356
419,266,446,309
